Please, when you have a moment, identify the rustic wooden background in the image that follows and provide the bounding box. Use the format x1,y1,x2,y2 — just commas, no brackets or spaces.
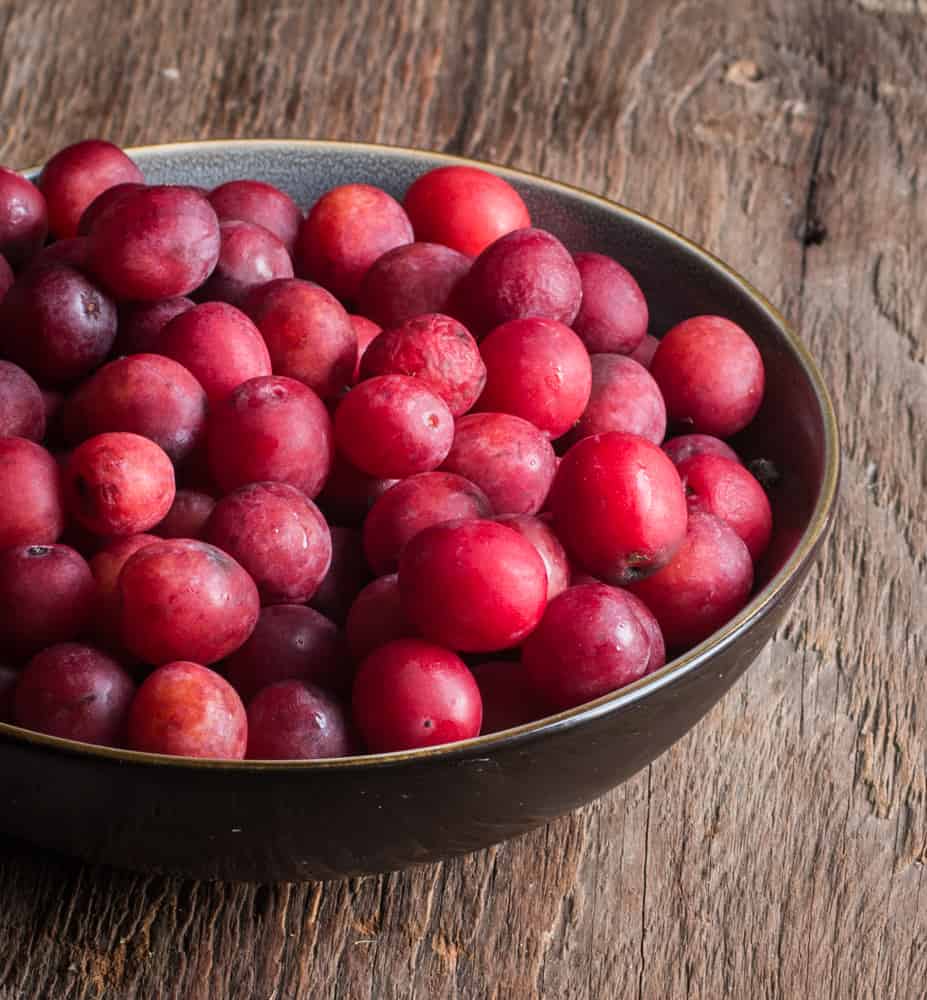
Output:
0,0,924,997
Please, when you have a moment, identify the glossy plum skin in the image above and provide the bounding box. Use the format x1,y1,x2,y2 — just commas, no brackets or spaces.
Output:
651,315,765,437
522,582,658,711
63,432,175,536
153,489,215,539
0,544,97,659
0,166,48,267
662,433,740,467
224,604,349,702
399,519,548,653
549,432,688,584
308,526,372,625
117,539,259,665
357,242,472,329
441,412,557,516
0,252,12,300
206,375,334,498
196,220,294,306
622,588,667,675
345,574,418,663
115,296,194,355
476,318,592,439
89,533,160,651
562,353,666,447
456,228,582,336
359,313,486,416
85,185,220,301
295,183,414,302
203,482,332,605
0,439,65,548
63,354,208,464
208,179,302,253
494,514,569,600
571,252,648,354
334,375,454,479
402,165,530,257
349,314,381,382
0,361,45,441
363,472,492,575
158,302,272,404
246,680,353,760
351,639,482,752
76,182,146,237
469,660,546,734
38,140,144,240
242,278,356,402
677,453,773,561
14,643,135,746
1,261,117,383
127,661,248,760
628,511,754,652
629,333,660,370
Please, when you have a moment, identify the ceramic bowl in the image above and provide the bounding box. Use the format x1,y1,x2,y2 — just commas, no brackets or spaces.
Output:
0,140,839,880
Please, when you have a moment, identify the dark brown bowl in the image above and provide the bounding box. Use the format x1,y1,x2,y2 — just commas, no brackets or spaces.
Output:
2,140,839,881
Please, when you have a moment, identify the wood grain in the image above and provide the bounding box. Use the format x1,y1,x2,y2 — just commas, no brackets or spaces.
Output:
1,0,925,997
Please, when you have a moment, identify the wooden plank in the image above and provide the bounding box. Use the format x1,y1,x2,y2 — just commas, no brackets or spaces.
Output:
0,1,924,997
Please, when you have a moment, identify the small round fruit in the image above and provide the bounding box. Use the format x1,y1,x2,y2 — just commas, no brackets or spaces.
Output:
153,489,216,539
494,514,569,600
476,318,591,438
0,438,65,547
224,604,349,702
209,179,302,253
0,361,45,441
246,680,352,760
0,544,97,658
470,660,547,734
399,519,547,652
623,589,667,675
357,242,471,329
441,412,557,516
38,139,144,240
196,219,294,306
315,454,396,527
115,296,194,355
345,574,418,663
403,165,530,257
629,333,660,370
651,315,765,436
203,482,332,605
242,277,356,402
549,432,687,584
352,638,482,752
206,375,333,498
662,433,740,467
334,375,454,479
14,643,135,746
64,432,175,536
522,583,655,711
63,353,208,464
0,166,48,267
77,181,146,236
295,183,414,302
0,252,12,300
571,252,649,354
1,261,117,383
85,185,221,301
677,453,773,561
89,533,160,651
127,661,247,759
627,512,754,651
350,314,382,382
158,301,272,404
563,353,666,446
308,526,372,625
118,539,259,665
359,313,486,416
457,228,582,336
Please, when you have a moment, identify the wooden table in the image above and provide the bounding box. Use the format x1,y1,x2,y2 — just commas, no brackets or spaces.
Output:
1,1,924,996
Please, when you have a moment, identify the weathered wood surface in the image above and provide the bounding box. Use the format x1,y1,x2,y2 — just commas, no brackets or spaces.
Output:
0,0,924,996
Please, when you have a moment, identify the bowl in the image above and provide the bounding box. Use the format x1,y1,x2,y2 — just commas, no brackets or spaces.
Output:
0,140,839,881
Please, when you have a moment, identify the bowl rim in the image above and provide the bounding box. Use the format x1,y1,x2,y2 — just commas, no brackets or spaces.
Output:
5,137,840,771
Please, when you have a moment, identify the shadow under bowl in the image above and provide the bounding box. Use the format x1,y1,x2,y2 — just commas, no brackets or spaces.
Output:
0,140,839,881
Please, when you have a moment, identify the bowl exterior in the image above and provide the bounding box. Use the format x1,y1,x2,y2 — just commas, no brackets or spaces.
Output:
0,141,837,880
